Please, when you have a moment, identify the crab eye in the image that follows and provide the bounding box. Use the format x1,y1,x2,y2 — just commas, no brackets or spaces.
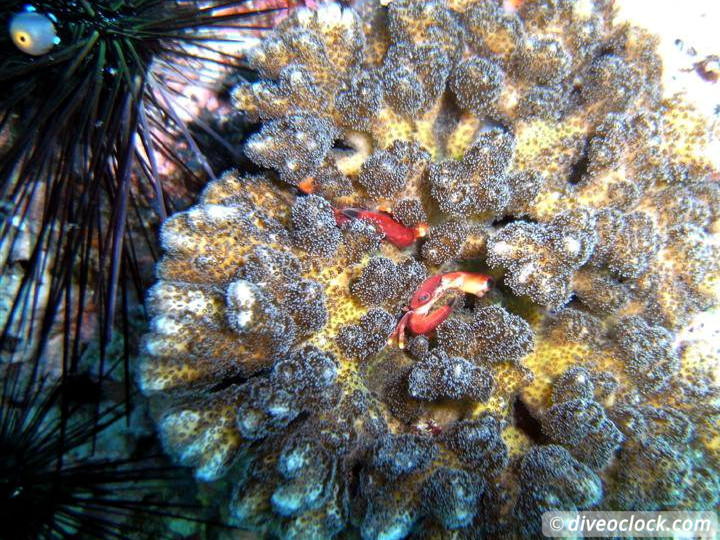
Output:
10,12,58,56
418,292,430,303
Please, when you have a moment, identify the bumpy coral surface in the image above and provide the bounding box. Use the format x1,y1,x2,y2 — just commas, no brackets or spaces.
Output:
140,0,720,537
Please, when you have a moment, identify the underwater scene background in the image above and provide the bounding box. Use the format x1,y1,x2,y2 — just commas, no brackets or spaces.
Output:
1,0,719,538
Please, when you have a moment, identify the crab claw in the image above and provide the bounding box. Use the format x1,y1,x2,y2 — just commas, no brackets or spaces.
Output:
441,272,495,298
388,305,453,349
388,271,495,349
408,305,453,335
410,272,495,310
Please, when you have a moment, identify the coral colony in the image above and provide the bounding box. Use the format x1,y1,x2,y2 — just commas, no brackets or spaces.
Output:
139,0,720,538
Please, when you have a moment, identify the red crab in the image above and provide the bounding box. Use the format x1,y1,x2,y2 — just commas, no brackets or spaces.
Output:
297,177,428,248
389,271,495,349
334,207,428,249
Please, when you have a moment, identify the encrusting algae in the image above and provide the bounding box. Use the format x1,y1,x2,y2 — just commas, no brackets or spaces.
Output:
138,0,720,537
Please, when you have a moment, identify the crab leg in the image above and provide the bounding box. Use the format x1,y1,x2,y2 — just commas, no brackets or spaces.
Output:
388,310,413,349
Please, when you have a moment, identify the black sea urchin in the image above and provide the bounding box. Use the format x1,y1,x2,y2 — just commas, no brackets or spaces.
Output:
0,362,211,539
0,0,280,380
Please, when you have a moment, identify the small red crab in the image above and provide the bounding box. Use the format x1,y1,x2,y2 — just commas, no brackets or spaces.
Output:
334,207,428,248
298,176,428,249
388,271,495,349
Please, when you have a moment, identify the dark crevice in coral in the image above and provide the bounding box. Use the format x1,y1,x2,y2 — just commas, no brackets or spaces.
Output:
209,374,251,393
289,410,311,429
219,69,257,100
565,294,583,309
512,395,548,444
437,94,464,144
347,460,363,498
491,216,538,229
567,140,590,185
243,161,274,177
489,119,513,134
240,121,263,142
235,66,261,84
491,215,521,227
594,47,615,60
332,139,355,152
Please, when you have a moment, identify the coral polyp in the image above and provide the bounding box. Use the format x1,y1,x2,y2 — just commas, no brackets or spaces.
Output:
139,0,720,537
